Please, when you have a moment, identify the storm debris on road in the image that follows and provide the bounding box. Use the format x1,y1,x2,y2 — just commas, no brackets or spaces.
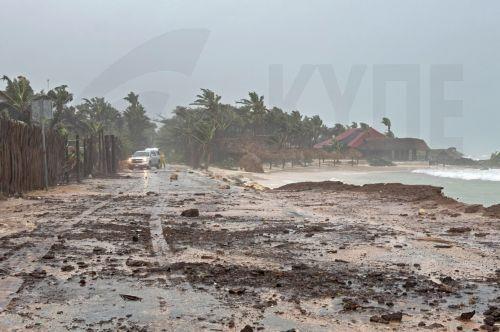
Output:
0,168,498,331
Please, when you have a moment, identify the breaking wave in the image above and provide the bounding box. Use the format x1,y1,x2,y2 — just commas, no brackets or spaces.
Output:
412,168,500,182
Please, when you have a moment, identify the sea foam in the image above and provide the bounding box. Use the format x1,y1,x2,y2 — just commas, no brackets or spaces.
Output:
412,168,500,182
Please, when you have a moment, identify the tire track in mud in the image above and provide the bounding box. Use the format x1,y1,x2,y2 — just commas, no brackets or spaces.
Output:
145,168,178,265
149,197,170,265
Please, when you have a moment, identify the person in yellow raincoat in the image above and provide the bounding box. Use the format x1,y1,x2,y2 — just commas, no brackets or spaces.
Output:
159,152,166,169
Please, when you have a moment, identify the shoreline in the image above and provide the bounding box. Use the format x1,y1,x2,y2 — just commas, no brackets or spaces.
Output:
207,162,500,207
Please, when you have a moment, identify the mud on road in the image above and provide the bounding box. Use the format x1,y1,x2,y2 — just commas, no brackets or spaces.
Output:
0,167,499,331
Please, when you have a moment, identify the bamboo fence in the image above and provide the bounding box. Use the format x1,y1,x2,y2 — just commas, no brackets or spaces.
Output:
0,119,65,195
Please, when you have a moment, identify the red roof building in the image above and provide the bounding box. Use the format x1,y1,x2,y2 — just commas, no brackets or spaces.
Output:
314,127,386,149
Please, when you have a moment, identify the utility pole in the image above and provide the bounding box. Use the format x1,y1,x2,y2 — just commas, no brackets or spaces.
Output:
42,116,49,190
32,97,52,191
43,81,50,191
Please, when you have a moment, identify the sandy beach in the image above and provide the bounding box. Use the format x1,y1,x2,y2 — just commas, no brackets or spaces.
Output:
208,161,431,189
208,162,500,207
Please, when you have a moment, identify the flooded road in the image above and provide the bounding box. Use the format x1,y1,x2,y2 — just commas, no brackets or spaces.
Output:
0,166,498,331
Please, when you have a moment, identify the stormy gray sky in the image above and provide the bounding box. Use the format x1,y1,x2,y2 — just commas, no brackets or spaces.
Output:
1,0,499,158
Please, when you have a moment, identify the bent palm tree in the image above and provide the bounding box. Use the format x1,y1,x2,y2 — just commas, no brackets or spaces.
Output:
48,85,73,128
123,92,155,151
0,75,34,123
382,117,394,137
237,92,266,136
190,89,224,168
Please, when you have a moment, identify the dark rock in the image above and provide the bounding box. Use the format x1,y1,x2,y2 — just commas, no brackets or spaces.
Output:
483,306,500,327
382,312,403,322
132,235,139,242
77,261,88,269
126,258,150,267
181,209,199,217
434,244,453,249
457,310,475,321
342,298,360,311
61,265,74,272
440,276,454,284
228,288,246,295
240,325,254,332
93,247,106,255
370,312,402,324
447,227,472,234
370,315,389,324
119,294,142,302
42,252,55,259
29,269,47,278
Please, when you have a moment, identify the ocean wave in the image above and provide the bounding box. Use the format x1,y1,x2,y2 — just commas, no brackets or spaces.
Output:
412,168,500,182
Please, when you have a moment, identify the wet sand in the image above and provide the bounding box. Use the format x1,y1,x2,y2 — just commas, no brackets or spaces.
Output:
0,166,498,331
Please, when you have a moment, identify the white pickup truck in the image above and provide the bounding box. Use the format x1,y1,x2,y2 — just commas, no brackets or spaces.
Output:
128,149,160,169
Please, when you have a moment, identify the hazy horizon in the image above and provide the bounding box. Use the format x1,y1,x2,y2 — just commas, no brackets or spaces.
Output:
1,0,499,158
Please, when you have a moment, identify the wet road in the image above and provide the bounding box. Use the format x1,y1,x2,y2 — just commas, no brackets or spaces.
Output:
0,166,498,331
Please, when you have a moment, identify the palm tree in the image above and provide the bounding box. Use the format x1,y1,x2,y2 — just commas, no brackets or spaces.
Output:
331,123,346,136
309,115,324,146
47,85,73,129
360,122,370,130
191,88,222,116
350,121,358,129
123,92,155,151
237,92,266,136
382,117,394,137
265,107,289,148
0,75,34,123
79,97,121,135
190,89,224,168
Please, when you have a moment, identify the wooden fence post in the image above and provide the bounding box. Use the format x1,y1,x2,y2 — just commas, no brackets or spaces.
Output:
98,130,103,173
83,138,87,177
104,135,111,174
65,139,69,184
75,135,81,183
89,136,94,176
111,135,117,173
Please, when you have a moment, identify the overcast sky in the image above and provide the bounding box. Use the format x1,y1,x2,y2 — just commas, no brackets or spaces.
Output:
1,0,499,157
